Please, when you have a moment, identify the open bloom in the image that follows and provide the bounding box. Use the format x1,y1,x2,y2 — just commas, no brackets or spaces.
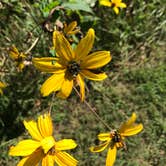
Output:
9,46,27,71
33,28,111,101
99,0,127,14
9,113,78,166
0,81,7,95
90,113,143,166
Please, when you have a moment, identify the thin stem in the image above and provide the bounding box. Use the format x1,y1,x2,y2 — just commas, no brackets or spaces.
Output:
74,87,113,131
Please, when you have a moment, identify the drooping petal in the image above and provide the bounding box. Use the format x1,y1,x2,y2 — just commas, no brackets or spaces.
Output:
56,76,73,99
99,0,112,7
37,114,53,137
41,72,65,97
32,57,65,73
119,2,127,8
54,151,78,166
98,133,110,141
75,28,95,61
55,139,77,151
80,51,111,69
17,148,44,166
9,140,40,156
120,124,143,136
113,7,119,14
42,154,54,166
90,140,110,153
76,74,85,101
23,120,43,141
106,147,117,166
64,21,79,35
54,31,75,61
81,70,107,81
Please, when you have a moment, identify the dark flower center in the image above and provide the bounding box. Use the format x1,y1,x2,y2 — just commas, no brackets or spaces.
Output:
112,131,121,143
48,147,56,155
67,61,80,77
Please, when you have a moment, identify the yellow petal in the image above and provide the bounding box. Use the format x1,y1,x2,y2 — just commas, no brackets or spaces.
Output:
64,21,77,35
32,57,65,73
23,120,43,141
42,155,54,166
18,63,25,71
90,140,110,152
41,72,65,97
121,124,143,136
0,82,7,88
9,140,40,156
75,28,95,61
56,76,73,99
41,136,55,154
9,46,19,60
81,70,107,81
37,114,53,137
119,2,127,8
55,139,77,151
106,147,117,166
54,151,78,166
54,31,75,61
76,74,85,101
98,133,110,141
113,7,119,14
17,148,44,166
80,51,111,69
99,0,112,7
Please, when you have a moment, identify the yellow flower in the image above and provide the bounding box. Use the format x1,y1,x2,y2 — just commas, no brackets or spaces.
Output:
33,28,111,101
9,113,78,166
0,81,7,95
99,0,127,14
9,46,27,71
90,113,143,166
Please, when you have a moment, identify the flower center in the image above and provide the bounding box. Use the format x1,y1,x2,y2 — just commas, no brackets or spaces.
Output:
111,131,121,143
67,61,80,77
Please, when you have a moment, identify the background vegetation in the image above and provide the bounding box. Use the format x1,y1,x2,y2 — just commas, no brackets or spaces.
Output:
0,0,166,165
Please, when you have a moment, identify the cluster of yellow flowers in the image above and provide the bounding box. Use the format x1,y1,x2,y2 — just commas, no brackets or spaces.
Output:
1,1,144,166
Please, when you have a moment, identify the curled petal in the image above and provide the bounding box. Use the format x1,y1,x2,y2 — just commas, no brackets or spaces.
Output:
81,70,107,81
37,114,53,137
9,140,40,156
98,133,110,141
90,140,110,153
75,28,95,61
106,147,117,166
23,120,43,141
54,151,78,166
55,139,77,151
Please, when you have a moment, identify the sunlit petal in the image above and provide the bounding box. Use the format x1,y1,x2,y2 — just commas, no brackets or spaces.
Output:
9,140,40,156
42,154,54,166
17,148,44,166
76,74,85,101
75,28,95,61
23,120,43,141
41,72,65,97
80,51,111,69
106,147,117,166
119,3,126,8
81,70,107,81
113,7,119,14
37,114,53,137
90,140,110,152
54,151,78,166
98,133,110,141
55,139,77,151
99,0,112,7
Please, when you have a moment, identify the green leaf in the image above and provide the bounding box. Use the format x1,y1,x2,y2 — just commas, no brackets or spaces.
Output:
62,0,93,13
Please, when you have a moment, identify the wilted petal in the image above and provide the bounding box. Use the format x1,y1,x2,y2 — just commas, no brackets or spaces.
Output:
41,72,65,97
90,140,110,153
75,28,95,61
55,139,77,151
64,21,78,35
17,148,44,166
81,51,111,69
106,147,117,166
98,133,110,141
54,151,78,166
37,114,53,137
9,140,40,156
81,70,107,81
23,120,43,141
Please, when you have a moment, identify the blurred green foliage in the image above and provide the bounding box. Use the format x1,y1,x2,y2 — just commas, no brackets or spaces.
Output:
0,0,166,165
